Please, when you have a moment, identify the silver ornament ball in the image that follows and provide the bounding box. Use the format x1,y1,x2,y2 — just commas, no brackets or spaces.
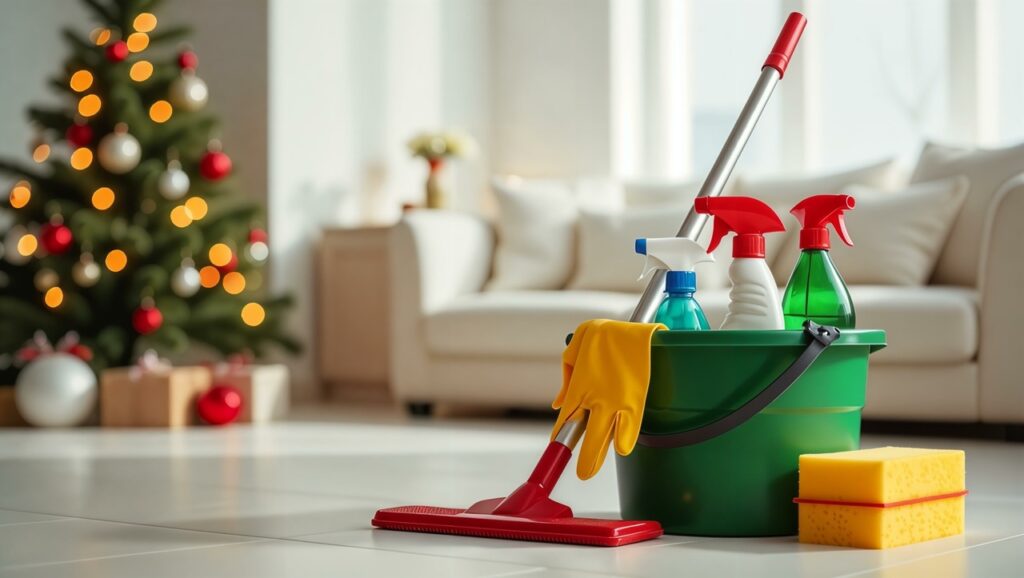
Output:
15,353,97,427
72,258,101,287
98,129,141,174
170,73,209,112
158,166,190,200
34,268,58,291
171,264,201,297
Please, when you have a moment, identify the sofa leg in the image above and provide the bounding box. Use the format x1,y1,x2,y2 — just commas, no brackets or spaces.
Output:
406,402,434,417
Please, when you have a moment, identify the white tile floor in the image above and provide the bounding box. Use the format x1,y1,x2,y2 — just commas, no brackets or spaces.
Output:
0,404,1021,577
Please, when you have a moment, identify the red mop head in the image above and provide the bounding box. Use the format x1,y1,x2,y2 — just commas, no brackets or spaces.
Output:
372,441,662,547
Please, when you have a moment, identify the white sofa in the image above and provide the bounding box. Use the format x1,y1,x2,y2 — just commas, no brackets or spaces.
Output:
389,155,1024,425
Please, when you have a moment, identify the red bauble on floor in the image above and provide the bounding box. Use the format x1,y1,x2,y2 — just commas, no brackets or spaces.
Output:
197,385,243,425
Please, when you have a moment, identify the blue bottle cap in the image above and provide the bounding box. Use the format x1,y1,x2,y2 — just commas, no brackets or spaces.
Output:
666,270,696,293
634,238,647,255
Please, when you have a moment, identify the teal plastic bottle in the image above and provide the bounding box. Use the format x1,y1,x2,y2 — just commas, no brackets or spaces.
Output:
655,271,710,330
781,195,856,329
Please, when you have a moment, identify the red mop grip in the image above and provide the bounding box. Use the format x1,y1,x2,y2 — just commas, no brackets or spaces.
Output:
763,12,807,78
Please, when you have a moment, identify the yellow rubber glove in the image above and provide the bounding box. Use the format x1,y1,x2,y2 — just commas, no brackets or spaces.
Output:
551,319,665,480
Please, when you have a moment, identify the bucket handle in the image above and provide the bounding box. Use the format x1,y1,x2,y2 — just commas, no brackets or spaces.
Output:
637,321,840,449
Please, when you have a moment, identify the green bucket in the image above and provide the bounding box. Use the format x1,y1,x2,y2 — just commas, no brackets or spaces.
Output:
616,324,886,537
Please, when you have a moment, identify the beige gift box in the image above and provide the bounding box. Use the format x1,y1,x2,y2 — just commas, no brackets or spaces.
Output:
100,366,210,427
215,364,290,423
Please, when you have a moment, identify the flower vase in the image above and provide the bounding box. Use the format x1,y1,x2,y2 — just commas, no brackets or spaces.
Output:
425,158,448,209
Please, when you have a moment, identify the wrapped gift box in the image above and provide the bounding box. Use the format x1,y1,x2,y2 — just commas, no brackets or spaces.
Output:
216,364,290,423
100,366,211,427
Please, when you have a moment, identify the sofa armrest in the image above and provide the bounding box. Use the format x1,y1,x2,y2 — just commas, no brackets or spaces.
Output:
389,210,494,403
978,175,1024,423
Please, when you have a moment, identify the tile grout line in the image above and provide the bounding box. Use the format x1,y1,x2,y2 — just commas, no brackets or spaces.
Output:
0,517,76,529
832,532,1024,578
1,538,269,572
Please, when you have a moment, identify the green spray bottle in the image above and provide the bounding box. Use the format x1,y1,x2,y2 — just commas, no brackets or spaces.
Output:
635,237,714,330
781,194,856,329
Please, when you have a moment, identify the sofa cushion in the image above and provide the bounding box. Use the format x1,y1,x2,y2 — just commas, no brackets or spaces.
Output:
426,290,637,357
699,285,978,364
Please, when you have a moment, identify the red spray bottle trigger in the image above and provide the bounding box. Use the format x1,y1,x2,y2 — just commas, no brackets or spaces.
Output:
790,194,855,250
693,196,786,258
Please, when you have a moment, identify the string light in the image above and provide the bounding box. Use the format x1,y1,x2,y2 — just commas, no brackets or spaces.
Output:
91,28,112,45
130,61,153,82
199,265,220,288
105,249,127,272
222,271,246,295
126,32,149,53
241,302,265,327
17,233,38,256
208,243,232,267
184,197,208,220
169,205,193,228
69,70,93,92
78,94,102,117
133,13,157,32
70,147,93,170
91,187,115,210
9,181,31,208
32,143,50,163
44,287,64,308
149,100,173,123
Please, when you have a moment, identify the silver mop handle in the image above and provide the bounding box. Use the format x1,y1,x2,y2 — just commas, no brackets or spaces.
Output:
629,13,806,324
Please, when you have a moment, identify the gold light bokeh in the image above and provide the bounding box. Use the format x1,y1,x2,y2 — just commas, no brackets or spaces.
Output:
169,205,193,228
70,147,93,170
32,143,50,163
208,243,232,267
9,181,31,208
241,302,265,327
17,234,38,256
44,287,64,308
129,60,153,82
91,187,115,210
69,70,93,92
222,272,246,295
199,265,220,288
92,28,112,45
126,32,149,53
133,13,157,32
78,94,102,117
105,249,128,272
184,196,208,220
149,100,173,123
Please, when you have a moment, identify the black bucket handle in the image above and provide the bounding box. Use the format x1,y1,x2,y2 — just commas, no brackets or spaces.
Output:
637,321,840,449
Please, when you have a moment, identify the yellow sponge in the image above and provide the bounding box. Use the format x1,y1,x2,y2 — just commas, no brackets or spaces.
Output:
796,447,966,549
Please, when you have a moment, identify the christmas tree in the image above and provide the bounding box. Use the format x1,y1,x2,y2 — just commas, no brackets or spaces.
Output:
0,0,298,382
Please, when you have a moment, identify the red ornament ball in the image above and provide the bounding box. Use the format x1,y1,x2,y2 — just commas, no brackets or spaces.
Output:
248,228,268,244
40,223,74,255
65,123,93,148
105,40,129,62
132,304,163,334
199,151,232,180
197,384,243,425
177,50,199,70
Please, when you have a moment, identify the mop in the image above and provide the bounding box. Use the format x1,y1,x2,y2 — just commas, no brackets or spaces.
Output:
372,12,807,547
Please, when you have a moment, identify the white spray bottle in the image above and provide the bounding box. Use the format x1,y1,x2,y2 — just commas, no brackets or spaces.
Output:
634,237,714,330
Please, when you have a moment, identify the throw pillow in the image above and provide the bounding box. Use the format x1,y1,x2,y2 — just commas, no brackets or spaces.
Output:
771,177,969,286
911,141,1024,286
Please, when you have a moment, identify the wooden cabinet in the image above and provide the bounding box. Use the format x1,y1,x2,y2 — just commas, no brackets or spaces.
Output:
316,227,392,401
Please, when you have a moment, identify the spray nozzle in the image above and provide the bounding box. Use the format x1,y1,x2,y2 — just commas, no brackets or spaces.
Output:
693,196,785,258
790,194,855,250
634,237,713,282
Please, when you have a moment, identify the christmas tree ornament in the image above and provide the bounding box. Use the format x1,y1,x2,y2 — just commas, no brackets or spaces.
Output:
248,228,268,244
34,268,58,291
98,123,141,174
199,143,231,180
65,121,93,148
4,226,33,265
247,240,269,263
15,352,97,428
40,220,73,255
132,299,163,334
158,159,190,200
171,259,201,297
177,49,198,70
216,253,238,273
169,70,208,112
72,253,101,287
197,384,242,425
105,39,129,62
